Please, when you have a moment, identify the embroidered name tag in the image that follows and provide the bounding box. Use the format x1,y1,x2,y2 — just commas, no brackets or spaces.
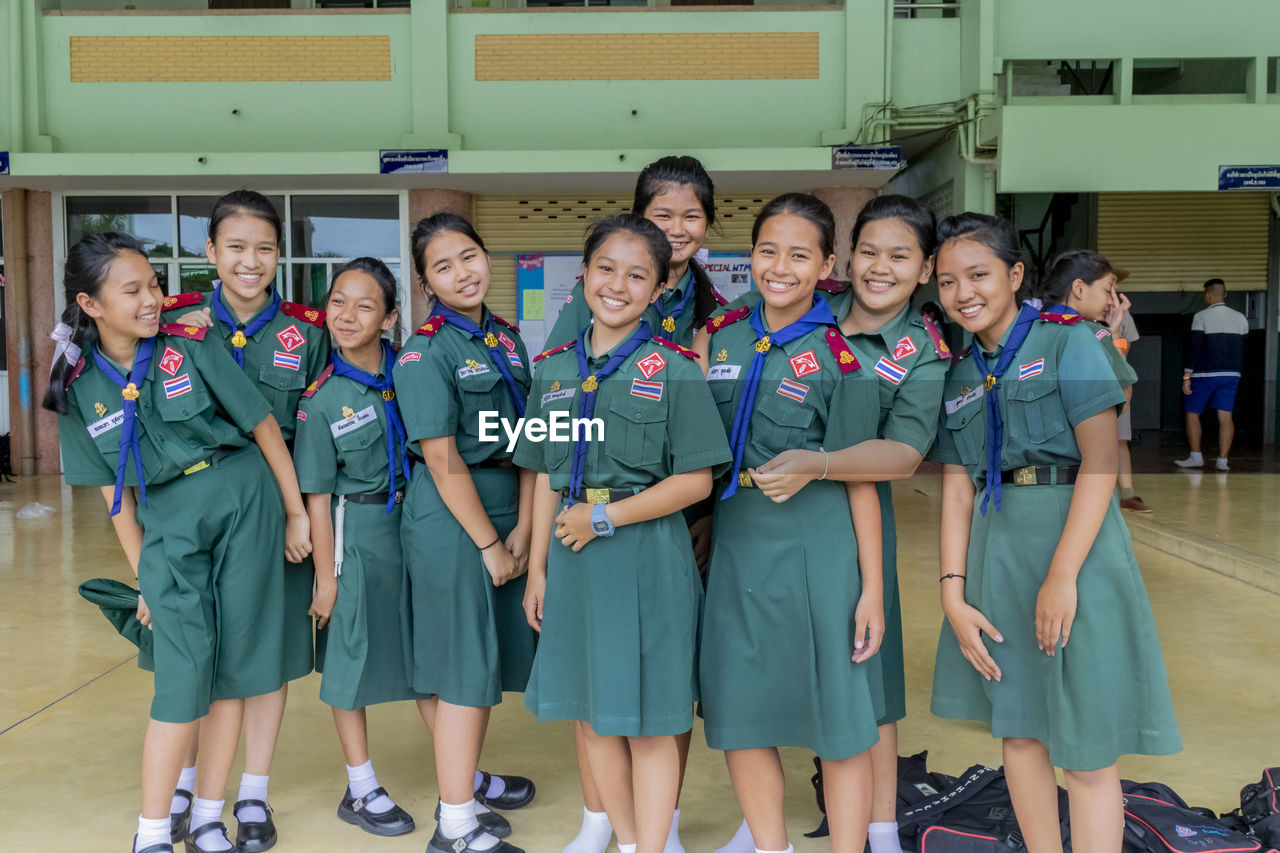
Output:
87,409,126,437
541,388,576,405
945,387,984,414
330,405,378,437
707,364,741,381
458,364,492,379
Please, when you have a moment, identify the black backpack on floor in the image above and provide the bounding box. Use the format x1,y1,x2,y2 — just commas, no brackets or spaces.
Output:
805,751,958,839
1222,768,1280,847
1121,780,1266,853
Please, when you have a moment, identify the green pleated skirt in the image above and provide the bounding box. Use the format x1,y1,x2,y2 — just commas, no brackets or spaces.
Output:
402,465,536,707
874,480,905,727
930,484,1182,770
524,499,702,737
316,499,425,711
700,482,882,761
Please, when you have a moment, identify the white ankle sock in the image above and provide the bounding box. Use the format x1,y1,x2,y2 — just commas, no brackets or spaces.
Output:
441,799,497,850
868,822,903,853
347,760,394,815
475,770,507,799
619,845,638,853
714,819,755,853
235,773,269,824
754,846,793,853
190,798,232,851
563,807,613,853
664,808,685,853
171,766,196,815
136,815,171,851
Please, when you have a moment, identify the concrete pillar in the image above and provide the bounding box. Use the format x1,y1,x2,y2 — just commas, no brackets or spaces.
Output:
406,188,473,328
811,185,878,281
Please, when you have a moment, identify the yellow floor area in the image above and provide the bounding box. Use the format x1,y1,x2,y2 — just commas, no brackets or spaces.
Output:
2,473,1278,852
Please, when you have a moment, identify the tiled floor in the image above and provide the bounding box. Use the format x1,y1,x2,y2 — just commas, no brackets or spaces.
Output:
2,472,1277,852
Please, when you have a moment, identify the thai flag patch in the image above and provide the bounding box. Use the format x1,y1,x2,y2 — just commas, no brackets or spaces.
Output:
777,378,808,403
630,379,663,401
507,351,524,368
874,357,908,385
163,374,192,399
273,350,301,370
1019,359,1045,380
158,346,184,377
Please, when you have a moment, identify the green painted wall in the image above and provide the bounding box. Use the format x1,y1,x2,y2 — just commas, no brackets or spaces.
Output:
891,17,963,108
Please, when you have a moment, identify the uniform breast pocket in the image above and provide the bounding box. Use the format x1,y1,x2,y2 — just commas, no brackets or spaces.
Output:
157,384,213,425
334,421,386,482
944,400,985,467
1006,377,1066,445
258,364,307,396
750,390,817,455
708,373,738,420
88,410,157,480
458,369,503,435
603,396,668,469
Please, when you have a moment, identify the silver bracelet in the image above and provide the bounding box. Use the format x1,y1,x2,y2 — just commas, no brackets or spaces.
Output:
819,447,829,481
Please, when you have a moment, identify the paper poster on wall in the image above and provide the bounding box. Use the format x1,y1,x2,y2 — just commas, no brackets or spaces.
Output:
516,253,547,356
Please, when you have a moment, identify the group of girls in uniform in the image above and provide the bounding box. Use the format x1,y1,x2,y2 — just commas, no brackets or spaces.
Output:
49,153,1179,853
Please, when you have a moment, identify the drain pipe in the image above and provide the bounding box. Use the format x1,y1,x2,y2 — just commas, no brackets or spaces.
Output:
6,189,36,475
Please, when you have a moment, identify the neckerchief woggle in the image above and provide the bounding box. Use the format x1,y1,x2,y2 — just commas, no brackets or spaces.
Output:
568,320,653,505
656,267,696,341
92,336,157,516
211,281,282,369
968,299,1043,515
721,296,837,500
327,340,410,514
432,304,527,416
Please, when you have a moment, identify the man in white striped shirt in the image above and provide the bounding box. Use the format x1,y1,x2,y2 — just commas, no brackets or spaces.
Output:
1175,278,1249,471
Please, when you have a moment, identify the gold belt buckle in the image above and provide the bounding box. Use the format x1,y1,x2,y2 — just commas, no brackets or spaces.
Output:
184,459,210,476
585,488,611,505
738,470,754,488
1012,466,1036,487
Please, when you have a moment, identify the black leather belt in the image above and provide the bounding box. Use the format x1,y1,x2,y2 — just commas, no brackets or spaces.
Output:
474,457,515,469
344,490,405,505
559,487,637,504
1000,465,1079,486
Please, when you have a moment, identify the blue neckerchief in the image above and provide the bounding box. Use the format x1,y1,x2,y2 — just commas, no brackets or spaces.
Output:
327,340,410,514
92,336,157,516
722,296,837,500
433,304,526,416
211,282,281,369
656,267,696,341
568,320,653,504
968,300,1042,515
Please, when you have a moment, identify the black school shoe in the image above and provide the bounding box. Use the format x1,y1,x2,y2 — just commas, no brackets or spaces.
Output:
132,836,174,853
474,771,536,810
184,821,234,853
233,799,277,852
169,789,192,844
337,786,416,837
426,824,524,853
434,800,512,838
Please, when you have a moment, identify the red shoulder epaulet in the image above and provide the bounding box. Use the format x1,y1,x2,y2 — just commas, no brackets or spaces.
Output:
816,278,850,294
823,328,861,374
705,306,750,334
491,313,520,334
161,291,204,312
66,356,87,389
1039,309,1080,325
281,301,325,328
651,337,699,360
534,340,577,363
159,322,207,341
301,364,334,399
710,283,729,307
416,315,445,338
921,313,954,361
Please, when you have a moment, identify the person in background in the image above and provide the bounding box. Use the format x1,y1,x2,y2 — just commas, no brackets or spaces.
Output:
1175,278,1249,472
1105,272,1150,513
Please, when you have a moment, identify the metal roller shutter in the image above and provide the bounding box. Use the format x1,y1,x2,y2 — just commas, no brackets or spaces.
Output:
1097,192,1270,292
474,193,770,315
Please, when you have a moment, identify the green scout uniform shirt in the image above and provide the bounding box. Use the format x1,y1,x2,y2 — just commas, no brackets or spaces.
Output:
512,332,731,491
705,313,879,467
393,309,532,465
545,267,701,350
930,319,1126,478
58,332,272,487
1083,319,1138,389
293,348,408,496
162,288,329,440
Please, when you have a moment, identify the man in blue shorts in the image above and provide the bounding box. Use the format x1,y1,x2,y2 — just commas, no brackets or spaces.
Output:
1175,278,1249,471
